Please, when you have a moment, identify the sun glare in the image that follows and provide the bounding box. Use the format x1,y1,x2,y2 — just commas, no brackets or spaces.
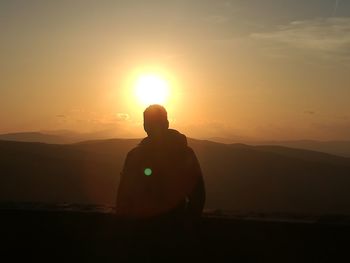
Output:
135,74,170,106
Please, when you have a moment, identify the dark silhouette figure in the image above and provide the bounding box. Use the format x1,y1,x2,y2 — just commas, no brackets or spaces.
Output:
116,104,205,223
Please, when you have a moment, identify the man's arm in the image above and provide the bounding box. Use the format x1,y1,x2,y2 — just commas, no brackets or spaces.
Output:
186,148,206,218
115,152,132,215
188,174,206,217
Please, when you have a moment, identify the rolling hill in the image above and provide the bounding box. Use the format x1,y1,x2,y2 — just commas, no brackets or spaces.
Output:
252,140,350,158
1,138,350,215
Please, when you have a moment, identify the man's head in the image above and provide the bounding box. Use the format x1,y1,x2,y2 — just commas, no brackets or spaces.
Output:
143,104,169,137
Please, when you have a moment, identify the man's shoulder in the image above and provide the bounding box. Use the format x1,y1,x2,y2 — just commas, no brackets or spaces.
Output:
181,144,196,156
126,144,146,158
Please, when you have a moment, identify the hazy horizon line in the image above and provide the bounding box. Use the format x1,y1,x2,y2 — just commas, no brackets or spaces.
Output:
1,129,350,143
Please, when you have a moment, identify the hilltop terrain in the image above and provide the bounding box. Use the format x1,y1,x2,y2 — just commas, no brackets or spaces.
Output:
1,138,350,215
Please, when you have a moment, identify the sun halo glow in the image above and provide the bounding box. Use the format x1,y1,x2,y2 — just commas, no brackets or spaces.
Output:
135,74,170,106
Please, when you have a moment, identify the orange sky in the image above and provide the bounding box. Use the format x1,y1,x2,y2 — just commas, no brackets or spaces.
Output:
1,1,350,141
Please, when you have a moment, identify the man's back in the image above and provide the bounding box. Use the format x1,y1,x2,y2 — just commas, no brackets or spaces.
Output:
116,129,205,220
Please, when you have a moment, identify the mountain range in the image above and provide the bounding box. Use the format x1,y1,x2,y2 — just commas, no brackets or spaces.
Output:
1,135,350,215
2,131,350,157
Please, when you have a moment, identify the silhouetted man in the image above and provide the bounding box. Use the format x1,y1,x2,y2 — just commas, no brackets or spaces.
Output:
116,104,205,223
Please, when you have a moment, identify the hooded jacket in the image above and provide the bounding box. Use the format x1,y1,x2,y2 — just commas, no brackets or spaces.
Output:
116,129,205,219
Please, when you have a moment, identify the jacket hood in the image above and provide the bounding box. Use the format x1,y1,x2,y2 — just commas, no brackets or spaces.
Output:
139,129,187,149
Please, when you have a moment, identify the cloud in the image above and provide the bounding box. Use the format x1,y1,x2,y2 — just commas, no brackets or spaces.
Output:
116,113,130,121
204,14,231,25
304,110,316,115
251,17,350,60
333,0,340,16
51,109,136,135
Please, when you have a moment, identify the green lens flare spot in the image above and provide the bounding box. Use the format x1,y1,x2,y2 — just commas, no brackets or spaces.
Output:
144,168,152,176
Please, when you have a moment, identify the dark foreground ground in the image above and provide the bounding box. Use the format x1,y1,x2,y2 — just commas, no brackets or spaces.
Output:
1,205,350,262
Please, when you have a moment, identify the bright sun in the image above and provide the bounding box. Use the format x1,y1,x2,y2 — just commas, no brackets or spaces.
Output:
135,74,170,106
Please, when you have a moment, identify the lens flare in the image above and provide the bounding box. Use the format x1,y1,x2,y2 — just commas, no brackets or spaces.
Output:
144,168,152,176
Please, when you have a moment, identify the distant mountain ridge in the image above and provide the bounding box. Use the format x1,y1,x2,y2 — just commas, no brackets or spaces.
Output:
209,137,350,157
252,140,350,158
2,131,350,157
0,132,71,144
0,131,131,144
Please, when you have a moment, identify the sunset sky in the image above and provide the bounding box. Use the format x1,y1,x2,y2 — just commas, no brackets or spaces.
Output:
1,0,350,141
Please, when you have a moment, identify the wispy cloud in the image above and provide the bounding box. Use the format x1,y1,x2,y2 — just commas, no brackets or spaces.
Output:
116,113,130,121
204,14,231,25
251,17,350,60
333,0,340,16
304,110,316,115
